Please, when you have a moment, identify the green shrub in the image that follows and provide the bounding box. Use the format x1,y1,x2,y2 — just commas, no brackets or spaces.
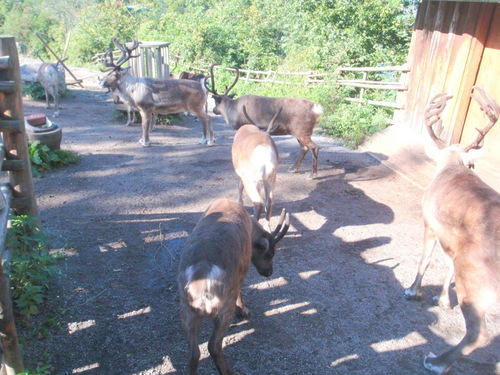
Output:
22,82,46,100
7,215,62,318
28,141,79,178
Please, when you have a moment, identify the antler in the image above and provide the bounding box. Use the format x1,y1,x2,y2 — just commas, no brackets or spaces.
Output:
463,86,500,152
100,49,118,72
224,67,240,95
424,92,453,150
204,64,240,96
271,208,290,245
205,63,220,94
112,37,140,67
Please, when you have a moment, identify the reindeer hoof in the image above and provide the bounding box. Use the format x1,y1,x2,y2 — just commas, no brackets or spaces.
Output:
138,139,150,147
432,295,450,309
53,111,60,118
424,353,448,374
306,173,317,180
287,166,298,174
404,288,422,301
207,140,215,147
236,305,250,318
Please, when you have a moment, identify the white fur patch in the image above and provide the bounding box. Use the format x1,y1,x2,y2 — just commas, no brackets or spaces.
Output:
251,145,277,179
313,103,324,115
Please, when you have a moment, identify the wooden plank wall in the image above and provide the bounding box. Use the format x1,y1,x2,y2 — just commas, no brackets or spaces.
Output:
460,5,500,159
395,1,498,160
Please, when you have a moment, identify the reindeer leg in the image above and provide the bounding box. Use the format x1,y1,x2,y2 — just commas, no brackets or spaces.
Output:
198,111,214,146
138,110,151,147
263,179,274,233
150,113,157,131
237,179,244,206
181,307,202,375
209,309,238,375
235,288,249,318
424,297,490,374
44,89,50,109
53,88,60,118
433,254,454,308
405,225,437,301
125,106,133,126
289,138,319,179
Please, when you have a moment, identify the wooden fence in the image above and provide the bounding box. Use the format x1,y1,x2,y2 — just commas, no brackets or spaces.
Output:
0,36,40,374
196,65,409,108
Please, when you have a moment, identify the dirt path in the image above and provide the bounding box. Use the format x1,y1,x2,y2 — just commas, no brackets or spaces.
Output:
18,65,499,375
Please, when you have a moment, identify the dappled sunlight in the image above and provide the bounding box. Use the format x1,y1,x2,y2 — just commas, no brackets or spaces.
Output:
68,320,96,334
330,354,360,368
298,270,321,280
264,301,310,317
249,276,288,290
72,362,100,373
370,331,428,353
117,306,151,319
293,209,327,231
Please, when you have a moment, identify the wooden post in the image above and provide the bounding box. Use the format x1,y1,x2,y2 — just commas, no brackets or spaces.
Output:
0,36,38,219
0,38,26,373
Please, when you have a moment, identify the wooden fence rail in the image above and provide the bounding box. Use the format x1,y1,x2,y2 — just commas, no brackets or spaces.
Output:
93,46,409,109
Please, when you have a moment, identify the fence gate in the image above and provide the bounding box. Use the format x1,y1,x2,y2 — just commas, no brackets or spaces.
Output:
0,35,40,374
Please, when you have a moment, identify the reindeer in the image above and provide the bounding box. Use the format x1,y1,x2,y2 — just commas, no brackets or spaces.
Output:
404,87,500,374
110,88,157,129
232,106,282,231
170,55,207,81
178,198,290,375
100,38,214,147
205,64,323,180
38,62,65,118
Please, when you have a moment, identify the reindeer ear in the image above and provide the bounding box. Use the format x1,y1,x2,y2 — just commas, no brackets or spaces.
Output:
253,238,270,251
463,148,484,167
228,93,236,99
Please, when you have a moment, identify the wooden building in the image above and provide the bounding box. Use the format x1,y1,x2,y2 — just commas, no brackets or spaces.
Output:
394,0,500,163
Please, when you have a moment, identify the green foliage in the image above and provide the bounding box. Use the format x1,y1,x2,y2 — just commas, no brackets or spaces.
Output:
22,82,46,100
28,141,80,177
2,0,415,145
7,215,62,318
320,99,392,148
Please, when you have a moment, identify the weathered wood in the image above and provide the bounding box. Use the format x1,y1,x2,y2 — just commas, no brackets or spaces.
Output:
459,4,500,157
0,56,10,70
35,32,83,88
0,37,38,219
345,97,404,109
0,81,15,93
0,120,22,132
1,160,25,172
0,185,23,375
395,0,500,164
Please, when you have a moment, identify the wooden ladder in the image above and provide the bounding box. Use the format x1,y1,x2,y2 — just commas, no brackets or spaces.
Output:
0,35,40,374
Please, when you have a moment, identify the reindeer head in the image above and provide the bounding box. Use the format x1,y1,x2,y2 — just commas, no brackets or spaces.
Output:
251,208,290,277
424,86,499,169
100,37,140,90
204,63,240,115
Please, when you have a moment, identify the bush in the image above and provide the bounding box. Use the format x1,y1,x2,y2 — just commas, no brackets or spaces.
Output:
22,82,46,100
28,141,80,177
7,215,62,318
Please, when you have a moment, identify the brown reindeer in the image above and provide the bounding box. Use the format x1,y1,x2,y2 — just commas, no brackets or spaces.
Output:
178,198,290,374
205,64,323,180
100,38,214,147
404,87,500,374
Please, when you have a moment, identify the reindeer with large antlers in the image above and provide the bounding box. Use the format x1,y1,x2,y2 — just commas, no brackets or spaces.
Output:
404,87,500,374
100,38,214,147
205,64,323,180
